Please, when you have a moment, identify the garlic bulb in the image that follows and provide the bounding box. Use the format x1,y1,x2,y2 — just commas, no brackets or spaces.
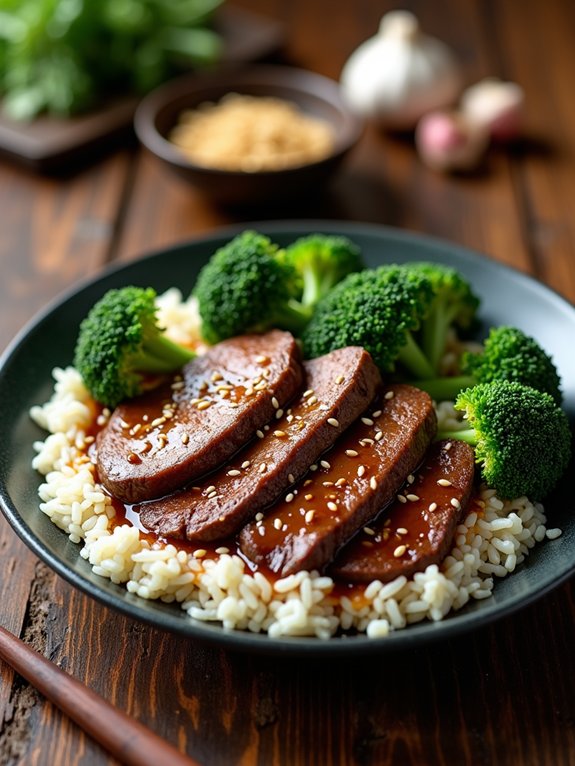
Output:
461,78,524,142
340,11,462,130
415,110,489,172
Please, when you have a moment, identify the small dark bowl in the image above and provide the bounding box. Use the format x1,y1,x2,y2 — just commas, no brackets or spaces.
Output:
134,65,363,206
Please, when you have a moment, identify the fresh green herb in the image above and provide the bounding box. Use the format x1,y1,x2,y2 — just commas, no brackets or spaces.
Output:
0,0,223,119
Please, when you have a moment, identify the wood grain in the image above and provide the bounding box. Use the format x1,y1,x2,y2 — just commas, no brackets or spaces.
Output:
1,0,575,764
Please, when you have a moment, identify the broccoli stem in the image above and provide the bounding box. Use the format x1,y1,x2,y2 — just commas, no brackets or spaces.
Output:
274,299,313,335
412,374,476,402
435,428,478,445
421,303,449,373
137,333,195,372
396,332,436,379
301,268,323,308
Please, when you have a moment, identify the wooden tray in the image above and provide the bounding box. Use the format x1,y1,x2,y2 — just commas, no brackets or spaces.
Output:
0,5,284,172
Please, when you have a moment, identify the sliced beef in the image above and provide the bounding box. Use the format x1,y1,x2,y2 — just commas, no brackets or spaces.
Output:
330,440,476,583
239,384,437,577
138,347,382,541
96,330,303,503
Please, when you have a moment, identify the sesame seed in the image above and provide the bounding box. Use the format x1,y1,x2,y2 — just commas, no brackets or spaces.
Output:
357,465,366,477
151,416,166,427
207,491,218,499
307,395,318,405
397,527,408,535
215,547,230,554
181,433,190,445
285,493,295,502
407,474,415,484
259,463,267,473
361,417,374,426
327,417,340,428
372,410,382,418
256,429,264,439
256,355,268,364
335,375,345,384
397,494,407,503
241,460,251,469
335,478,347,487
393,545,407,558
305,510,315,523
171,380,185,390
327,501,338,511
216,384,233,392
197,401,211,411
369,476,378,490
273,518,282,530
309,465,318,472
190,398,202,405
255,513,264,521
437,479,452,487
303,389,314,397
205,485,216,494
229,402,239,408
450,498,461,510
271,396,279,409
130,424,142,435
211,371,223,382
429,502,438,512
304,493,313,500
384,390,394,400
374,431,383,441
245,387,254,397
274,429,287,438
322,481,334,487
364,527,375,536
227,469,241,477
254,381,267,391
444,442,452,451
275,409,284,419
406,494,420,502
288,473,295,484
320,460,331,469
345,449,359,457
193,549,207,558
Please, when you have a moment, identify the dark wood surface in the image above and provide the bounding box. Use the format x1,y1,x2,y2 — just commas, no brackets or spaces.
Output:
1,1,574,764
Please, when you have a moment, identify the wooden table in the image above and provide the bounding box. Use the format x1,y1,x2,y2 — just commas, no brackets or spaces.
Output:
1,1,574,763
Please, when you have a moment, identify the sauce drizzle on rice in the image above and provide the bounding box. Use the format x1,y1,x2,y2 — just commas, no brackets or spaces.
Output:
29,292,562,640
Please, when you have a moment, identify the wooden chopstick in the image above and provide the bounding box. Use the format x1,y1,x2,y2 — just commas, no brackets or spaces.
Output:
0,625,202,766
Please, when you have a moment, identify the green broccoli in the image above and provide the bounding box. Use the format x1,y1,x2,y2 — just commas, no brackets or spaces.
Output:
437,381,572,499
302,265,436,379
74,286,195,408
415,326,563,404
402,261,480,373
194,230,312,344
281,233,364,309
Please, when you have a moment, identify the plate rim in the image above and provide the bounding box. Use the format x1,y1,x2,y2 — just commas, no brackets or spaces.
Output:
1,220,574,657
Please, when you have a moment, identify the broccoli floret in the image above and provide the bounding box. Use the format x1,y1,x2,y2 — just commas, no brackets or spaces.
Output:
402,262,480,373
74,286,195,408
437,381,572,499
194,231,312,344
302,265,436,379
281,233,364,308
415,326,563,404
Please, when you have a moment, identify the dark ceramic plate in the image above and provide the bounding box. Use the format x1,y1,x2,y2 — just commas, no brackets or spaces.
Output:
1,222,574,657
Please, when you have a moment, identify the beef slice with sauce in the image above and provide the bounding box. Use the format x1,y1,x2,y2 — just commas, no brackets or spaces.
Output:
330,439,476,583
239,384,438,577
138,346,382,541
96,330,303,503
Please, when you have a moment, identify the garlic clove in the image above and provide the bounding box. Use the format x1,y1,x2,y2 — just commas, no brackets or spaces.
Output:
461,78,524,142
340,10,462,130
415,110,489,172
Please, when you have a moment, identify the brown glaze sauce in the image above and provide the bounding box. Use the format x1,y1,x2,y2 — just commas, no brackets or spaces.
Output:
331,439,477,583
